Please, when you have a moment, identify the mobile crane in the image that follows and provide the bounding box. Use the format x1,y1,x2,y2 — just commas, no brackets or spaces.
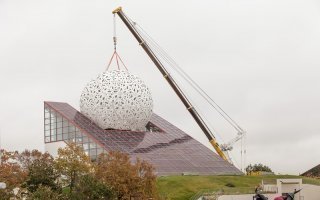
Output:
112,7,245,163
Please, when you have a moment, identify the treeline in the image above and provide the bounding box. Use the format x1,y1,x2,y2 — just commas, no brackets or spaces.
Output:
245,163,273,175
0,143,158,200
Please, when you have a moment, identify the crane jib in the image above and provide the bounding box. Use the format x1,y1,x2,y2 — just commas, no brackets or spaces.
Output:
112,7,230,162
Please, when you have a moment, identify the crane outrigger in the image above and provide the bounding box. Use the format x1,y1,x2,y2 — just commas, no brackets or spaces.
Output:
112,7,244,163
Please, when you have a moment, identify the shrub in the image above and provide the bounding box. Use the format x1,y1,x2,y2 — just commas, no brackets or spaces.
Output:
225,182,235,187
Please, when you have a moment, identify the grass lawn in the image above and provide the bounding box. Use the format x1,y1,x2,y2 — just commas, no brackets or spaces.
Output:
157,175,320,200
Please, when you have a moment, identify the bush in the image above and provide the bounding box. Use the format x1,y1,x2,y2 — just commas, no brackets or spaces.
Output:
68,174,114,200
96,151,158,199
27,185,66,200
225,182,235,187
246,163,273,175
24,156,60,193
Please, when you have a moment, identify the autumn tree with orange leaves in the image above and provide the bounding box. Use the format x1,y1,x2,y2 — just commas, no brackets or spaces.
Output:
54,143,92,192
0,144,159,200
96,151,158,200
0,150,28,199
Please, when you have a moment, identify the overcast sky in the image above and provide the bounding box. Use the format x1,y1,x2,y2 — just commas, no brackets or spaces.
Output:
1,0,320,175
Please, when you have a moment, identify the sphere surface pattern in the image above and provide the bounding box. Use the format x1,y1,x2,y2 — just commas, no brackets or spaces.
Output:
80,70,153,131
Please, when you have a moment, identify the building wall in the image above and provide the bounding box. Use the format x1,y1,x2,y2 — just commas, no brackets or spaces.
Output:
45,141,67,158
277,179,303,199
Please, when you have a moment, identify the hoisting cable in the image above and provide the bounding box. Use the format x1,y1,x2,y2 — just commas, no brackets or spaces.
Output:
115,53,120,70
126,16,221,141
106,14,128,71
116,11,246,166
106,51,116,71
113,13,117,51
137,25,238,129
131,20,244,134
241,134,243,171
137,27,242,143
125,17,224,141
128,18,246,167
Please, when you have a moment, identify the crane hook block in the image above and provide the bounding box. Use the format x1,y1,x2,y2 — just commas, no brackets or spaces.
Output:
112,7,122,14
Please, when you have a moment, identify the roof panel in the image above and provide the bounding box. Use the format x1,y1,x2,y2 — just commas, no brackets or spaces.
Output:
44,101,242,176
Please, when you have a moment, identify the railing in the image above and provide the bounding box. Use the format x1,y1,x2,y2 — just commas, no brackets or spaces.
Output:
189,189,221,200
190,187,257,200
262,184,278,193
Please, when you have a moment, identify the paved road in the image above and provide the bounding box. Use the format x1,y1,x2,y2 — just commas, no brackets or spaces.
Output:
218,194,278,200
218,184,320,200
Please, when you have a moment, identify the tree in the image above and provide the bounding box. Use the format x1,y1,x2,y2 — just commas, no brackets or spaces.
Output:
17,149,49,170
54,143,92,192
96,151,158,200
135,158,158,197
246,163,273,175
26,185,66,200
0,147,159,199
68,174,114,200
0,150,28,199
24,154,59,193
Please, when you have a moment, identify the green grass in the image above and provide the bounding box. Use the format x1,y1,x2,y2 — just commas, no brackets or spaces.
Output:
156,175,320,200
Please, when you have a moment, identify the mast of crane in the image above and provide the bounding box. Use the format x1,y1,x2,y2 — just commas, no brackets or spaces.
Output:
112,7,229,162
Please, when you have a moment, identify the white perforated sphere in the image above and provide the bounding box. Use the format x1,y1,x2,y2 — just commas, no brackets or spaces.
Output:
80,70,153,131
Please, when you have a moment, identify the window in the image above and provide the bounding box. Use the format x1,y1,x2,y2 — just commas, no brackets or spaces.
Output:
44,103,105,161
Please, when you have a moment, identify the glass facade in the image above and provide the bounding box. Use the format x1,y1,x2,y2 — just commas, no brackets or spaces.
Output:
44,101,242,176
44,106,105,160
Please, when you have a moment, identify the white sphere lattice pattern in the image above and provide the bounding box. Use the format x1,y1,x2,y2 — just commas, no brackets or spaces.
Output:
80,70,153,131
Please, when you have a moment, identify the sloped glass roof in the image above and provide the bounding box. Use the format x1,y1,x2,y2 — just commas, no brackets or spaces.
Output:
44,101,242,176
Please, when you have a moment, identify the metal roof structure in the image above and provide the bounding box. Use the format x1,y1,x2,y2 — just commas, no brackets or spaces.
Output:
44,101,242,176
302,164,320,178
